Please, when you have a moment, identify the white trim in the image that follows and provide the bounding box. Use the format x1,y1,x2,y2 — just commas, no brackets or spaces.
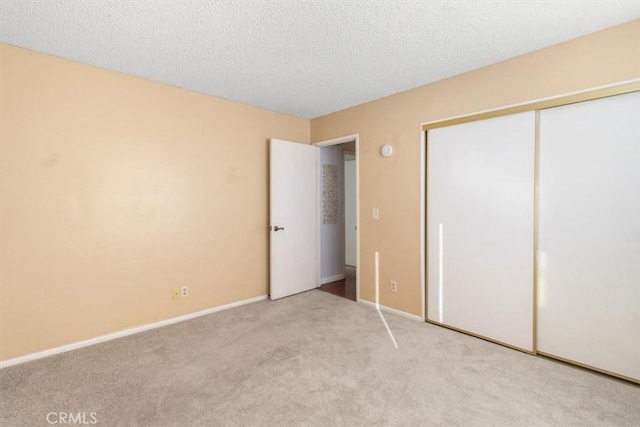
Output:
355,136,360,301
0,295,267,369
314,133,360,301
420,130,426,321
319,274,345,285
313,133,359,148
316,149,322,287
359,299,423,322
420,78,640,128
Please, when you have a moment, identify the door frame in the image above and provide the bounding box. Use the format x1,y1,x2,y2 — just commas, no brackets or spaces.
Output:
313,134,360,301
342,150,357,269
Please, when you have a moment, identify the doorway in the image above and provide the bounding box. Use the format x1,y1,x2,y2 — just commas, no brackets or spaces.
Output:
314,135,359,302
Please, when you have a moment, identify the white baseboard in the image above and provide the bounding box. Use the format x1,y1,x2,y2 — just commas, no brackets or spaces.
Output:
319,274,345,285
0,295,267,369
358,298,424,322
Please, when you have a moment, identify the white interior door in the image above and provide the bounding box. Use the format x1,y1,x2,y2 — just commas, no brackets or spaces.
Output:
270,138,318,300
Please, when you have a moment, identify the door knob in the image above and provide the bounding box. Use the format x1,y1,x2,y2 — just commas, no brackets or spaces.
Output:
273,226,285,232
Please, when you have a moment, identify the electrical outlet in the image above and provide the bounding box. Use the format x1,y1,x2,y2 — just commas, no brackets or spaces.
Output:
390,281,398,292
172,287,181,300
372,208,379,220
181,286,189,298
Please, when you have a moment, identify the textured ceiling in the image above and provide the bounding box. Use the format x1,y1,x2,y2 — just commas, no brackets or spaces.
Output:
1,1,639,118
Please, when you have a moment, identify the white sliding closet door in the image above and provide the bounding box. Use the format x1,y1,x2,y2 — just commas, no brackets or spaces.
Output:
428,111,535,352
538,91,640,381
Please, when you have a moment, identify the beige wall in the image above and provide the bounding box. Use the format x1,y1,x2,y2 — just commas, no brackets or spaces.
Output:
2,19,639,362
311,20,640,317
0,44,309,360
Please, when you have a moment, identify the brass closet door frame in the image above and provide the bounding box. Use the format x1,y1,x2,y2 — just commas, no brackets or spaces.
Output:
422,80,640,384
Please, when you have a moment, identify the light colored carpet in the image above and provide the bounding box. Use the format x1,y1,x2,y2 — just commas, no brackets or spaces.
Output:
1,290,638,426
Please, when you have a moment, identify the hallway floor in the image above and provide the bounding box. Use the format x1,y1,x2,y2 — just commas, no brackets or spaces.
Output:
318,266,356,301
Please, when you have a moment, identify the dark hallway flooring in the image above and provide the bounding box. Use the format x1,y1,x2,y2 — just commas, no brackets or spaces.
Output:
318,266,356,301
